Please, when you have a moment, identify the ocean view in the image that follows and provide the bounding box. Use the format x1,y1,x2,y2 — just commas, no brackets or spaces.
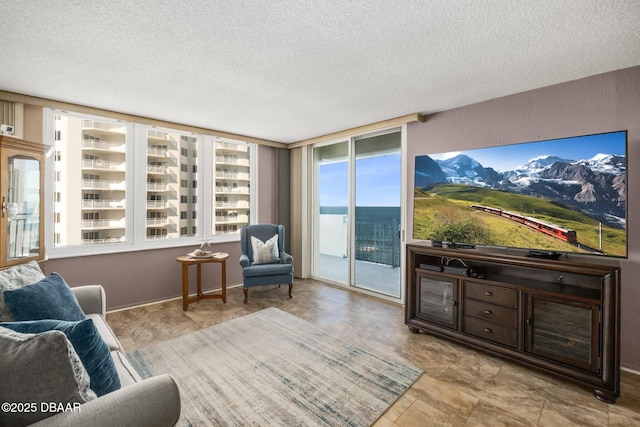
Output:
320,206,401,224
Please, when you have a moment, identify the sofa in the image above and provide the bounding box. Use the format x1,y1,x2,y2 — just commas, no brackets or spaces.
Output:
0,261,181,426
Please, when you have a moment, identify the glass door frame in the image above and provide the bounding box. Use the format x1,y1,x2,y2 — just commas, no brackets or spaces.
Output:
310,125,407,304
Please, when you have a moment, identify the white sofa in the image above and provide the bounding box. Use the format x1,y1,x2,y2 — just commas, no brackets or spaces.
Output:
0,263,181,427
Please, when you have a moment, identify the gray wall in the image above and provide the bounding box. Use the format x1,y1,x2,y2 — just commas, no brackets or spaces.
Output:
406,66,640,371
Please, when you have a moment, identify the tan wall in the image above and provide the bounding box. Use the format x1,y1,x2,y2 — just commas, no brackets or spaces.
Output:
406,65,640,371
23,104,44,143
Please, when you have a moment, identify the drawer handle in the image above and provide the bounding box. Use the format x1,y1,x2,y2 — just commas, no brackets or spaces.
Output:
484,291,493,296
483,310,493,315
484,328,493,333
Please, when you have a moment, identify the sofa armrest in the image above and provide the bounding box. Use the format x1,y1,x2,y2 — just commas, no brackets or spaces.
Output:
31,374,181,427
71,285,106,317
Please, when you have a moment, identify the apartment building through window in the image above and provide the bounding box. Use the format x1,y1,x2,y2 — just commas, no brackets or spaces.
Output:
52,115,127,247
46,110,255,256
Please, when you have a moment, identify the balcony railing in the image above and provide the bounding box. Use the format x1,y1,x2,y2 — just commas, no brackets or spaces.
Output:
81,236,126,245
215,186,250,194
82,139,125,152
215,156,250,167
146,182,168,191
215,141,248,152
82,179,126,190
147,164,167,174
147,130,168,140
214,214,249,223
82,120,126,134
320,213,401,268
83,159,126,171
215,171,250,180
354,220,401,268
216,201,250,208
82,199,125,209
7,216,40,259
146,218,169,226
81,218,126,229
147,147,168,157
146,200,168,209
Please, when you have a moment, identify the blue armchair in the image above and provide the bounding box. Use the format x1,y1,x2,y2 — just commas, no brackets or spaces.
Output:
239,224,293,303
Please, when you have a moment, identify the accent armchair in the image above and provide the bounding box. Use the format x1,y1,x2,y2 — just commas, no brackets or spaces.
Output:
239,224,293,303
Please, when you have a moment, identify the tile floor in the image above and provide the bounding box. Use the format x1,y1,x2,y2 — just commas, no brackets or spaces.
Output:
107,279,640,426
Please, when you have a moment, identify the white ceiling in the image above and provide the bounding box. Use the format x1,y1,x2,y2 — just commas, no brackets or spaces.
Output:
1,1,639,144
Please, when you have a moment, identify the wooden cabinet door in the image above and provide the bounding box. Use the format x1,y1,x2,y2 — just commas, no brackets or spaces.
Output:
524,292,600,373
415,271,459,329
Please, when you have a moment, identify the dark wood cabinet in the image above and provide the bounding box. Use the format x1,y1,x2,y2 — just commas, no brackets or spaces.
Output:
406,243,620,403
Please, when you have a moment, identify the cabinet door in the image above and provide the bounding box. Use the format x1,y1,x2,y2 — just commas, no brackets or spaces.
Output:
415,271,458,329
1,148,44,266
524,292,600,372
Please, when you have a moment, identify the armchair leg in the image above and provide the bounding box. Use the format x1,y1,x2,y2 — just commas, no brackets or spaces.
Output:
288,283,293,299
243,288,248,304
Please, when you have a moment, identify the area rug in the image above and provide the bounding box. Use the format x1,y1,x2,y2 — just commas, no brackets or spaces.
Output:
127,307,422,426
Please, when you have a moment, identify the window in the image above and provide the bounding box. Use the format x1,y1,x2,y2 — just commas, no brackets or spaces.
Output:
50,114,127,248
45,110,256,257
212,139,252,236
146,129,198,240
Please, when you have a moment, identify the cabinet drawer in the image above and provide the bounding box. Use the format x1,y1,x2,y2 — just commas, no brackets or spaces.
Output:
465,282,517,308
464,299,517,328
464,317,517,348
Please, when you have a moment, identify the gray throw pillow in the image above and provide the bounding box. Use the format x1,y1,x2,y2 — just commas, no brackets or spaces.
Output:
1,319,121,397
0,326,96,426
0,261,46,321
251,234,280,264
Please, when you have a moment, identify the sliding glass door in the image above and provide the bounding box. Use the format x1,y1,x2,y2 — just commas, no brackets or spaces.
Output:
312,130,403,300
313,141,350,285
353,133,401,295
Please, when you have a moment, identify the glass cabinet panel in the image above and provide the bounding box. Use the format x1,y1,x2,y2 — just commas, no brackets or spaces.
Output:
416,271,458,329
525,293,600,372
6,155,41,261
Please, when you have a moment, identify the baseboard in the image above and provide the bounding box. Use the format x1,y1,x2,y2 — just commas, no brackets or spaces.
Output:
107,283,244,313
621,366,640,376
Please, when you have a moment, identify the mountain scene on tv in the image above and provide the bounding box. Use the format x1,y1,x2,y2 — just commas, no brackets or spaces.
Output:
413,132,627,257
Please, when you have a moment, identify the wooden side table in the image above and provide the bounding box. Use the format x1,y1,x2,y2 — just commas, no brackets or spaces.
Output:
176,252,229,310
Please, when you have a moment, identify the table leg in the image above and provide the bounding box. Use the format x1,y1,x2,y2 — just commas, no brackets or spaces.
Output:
196,263,202,296
221,259,227,303
182,264,189,311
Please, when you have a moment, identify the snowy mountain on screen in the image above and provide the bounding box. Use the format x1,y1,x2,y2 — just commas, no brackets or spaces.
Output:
415,153,626,228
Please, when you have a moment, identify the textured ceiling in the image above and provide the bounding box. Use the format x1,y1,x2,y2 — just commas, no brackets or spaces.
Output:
1,0,639,143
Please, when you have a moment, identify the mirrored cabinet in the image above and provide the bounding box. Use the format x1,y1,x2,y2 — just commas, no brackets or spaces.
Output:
0,136,45,268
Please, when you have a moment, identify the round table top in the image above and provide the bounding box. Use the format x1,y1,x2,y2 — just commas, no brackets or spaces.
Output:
176,252,229,263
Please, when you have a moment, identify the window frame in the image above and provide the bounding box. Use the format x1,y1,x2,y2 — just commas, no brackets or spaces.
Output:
44,109,257,258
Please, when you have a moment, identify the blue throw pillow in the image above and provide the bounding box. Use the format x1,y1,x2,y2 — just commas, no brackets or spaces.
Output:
0,318,121,397
3,273,86,321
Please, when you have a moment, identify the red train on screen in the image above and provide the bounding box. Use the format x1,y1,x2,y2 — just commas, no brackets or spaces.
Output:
471,204,577,244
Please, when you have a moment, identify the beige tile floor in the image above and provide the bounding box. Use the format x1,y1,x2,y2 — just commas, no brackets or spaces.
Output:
107,279,640,426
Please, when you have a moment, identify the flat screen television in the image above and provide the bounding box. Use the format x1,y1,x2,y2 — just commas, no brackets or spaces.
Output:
412,130,627,258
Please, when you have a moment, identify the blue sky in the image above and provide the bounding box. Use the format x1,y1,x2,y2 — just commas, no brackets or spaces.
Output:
319,153,401,207
428,131,626,171
319,131,626,207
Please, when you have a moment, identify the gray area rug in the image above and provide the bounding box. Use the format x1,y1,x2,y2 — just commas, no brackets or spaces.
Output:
127,307,422,426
